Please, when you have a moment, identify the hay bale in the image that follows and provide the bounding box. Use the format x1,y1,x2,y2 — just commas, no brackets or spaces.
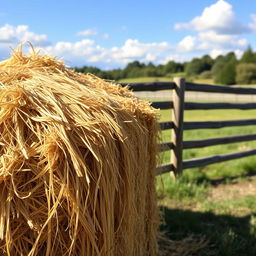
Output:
0,49,159,255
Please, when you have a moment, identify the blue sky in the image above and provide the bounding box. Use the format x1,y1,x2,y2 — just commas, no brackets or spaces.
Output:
0,0,256,69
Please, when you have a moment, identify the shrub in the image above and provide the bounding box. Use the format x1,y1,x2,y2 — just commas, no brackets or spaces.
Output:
236,63,256,85
215,58,237,85
199,70,212,79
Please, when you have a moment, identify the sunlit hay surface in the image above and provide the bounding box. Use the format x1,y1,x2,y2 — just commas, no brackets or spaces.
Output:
0,49,159,256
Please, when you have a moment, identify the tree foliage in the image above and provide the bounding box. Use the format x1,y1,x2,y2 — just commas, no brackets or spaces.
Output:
212,52,236,80
215,56,237,85
185,55,213,77
240,46,256,64
73,48,256,85
236,63,256,84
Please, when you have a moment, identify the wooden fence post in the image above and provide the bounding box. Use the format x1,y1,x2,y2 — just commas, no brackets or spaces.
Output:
171,77,185,176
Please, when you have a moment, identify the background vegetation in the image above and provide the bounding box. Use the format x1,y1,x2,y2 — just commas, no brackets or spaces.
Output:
74,45,256,254
157,108,256,255
74,47,256,85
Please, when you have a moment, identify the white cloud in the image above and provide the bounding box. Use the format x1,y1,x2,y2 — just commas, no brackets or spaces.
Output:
102,33,109,40
210,49,225,59
40,38,173,68
175,0,251,35
0,24,50,46
77,28,98,37
178,36,196,52
177,31,248,57
42,39,103,64
0,2,255,71
198,31,247,50
174,1,252,60
109,39,170,64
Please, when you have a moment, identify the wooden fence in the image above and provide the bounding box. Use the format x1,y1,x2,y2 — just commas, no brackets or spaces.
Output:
121,78,256,176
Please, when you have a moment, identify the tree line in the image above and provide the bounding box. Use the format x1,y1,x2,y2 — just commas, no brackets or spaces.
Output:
74,47,256,85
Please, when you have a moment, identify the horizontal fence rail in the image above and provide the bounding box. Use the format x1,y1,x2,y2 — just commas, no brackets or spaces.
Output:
186,82,256,94
156,164,174,175
159,119,256,131
185,102,256,110
121,81,256,94
151,101,173,109
184,119,256,130
159,134,256,152
151,102,256,110
183,134,256,149
159,121,174,130
159,142,174,152
120,81,175,91
125,78,256,176
183,149,256,169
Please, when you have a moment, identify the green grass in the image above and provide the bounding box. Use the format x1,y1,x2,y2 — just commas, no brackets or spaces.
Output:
201,195,256,215
156,173,208,202
118,73,185,83
129,76,256,254
156,107,256,255
159,109,256,178
118,76,171,83
118,75,256,87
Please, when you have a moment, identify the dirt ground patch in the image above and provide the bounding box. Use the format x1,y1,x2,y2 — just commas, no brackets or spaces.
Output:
208,176,256,201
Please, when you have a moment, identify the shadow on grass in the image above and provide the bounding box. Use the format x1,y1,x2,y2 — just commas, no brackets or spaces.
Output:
159,206,256,256
196,170,256,187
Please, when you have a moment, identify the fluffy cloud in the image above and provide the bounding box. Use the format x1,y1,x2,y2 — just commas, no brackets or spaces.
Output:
177,36,196,52
0,24,50,46
42,38,172,68
177,31,248,58
77,28,98,37
1,1,255,70
175,0,251,35
175,0,253,59
0,24,172,68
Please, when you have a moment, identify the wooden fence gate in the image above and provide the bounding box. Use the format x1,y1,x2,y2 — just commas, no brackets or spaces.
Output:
121,78,256,176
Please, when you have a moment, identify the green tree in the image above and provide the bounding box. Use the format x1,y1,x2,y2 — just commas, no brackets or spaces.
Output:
185,55,213,77
212,52,237,79
236,63,256,84
211,55,225,78
122,61,146,78
215,57,237,85
164,61,184,75
141,62,158,77
240,46,256,64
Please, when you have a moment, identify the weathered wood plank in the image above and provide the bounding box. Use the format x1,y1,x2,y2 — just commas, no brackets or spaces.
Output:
184,119,256,130
159,142,174,152
186,82,256,95
151,101,173,109
156,164,174,175
171,78,185,175
185,102,256,110
183,149,256,169
183,134,256,149
120,81,175,91
159,121,174,130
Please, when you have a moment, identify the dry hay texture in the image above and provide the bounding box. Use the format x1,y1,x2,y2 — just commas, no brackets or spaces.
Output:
0,49,159,255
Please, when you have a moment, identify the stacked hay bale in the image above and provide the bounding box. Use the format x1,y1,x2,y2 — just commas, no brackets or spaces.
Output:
0,49,159,255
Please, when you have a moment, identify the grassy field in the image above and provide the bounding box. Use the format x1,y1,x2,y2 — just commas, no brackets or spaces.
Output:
125,76,256,254
118,73,185,83
118,76,171,83
118,75,256,87
157,108,256,255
